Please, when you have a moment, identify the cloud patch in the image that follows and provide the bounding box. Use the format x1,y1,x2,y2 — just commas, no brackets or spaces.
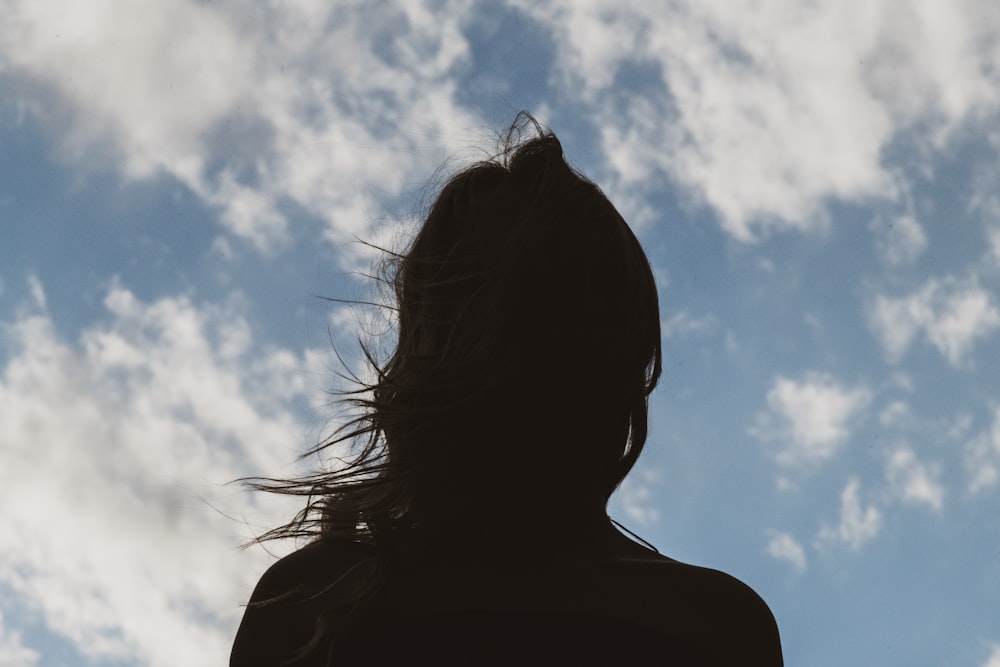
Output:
766,531,807,573
981,644,1000,667
0,278,327,666
661,311,715,340
750,372,872,466
0,0,481,257
817,478,882,551
614,467,662,526
0,613,38,667
516,0,1000,240
965,407,1000,494
885,446,944,511
870,215,928,267
869,277,1000,367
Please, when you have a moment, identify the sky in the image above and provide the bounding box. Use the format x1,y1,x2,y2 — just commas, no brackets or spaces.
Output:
1,1,1000,665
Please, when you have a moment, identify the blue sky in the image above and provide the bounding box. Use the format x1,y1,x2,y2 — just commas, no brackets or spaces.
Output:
2,1,1000,665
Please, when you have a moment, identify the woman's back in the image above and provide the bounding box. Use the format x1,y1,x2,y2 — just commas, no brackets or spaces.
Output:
231,526,782,665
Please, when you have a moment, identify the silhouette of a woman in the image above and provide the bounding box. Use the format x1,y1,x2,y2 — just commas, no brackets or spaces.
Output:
230,115,783,666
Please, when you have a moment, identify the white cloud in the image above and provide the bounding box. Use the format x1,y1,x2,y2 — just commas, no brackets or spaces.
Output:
0,0,481,257
0,278,333,666
614,467,662,526
0,613,38,667
889,372,916,393
766,531,807,573
965,407,1000,493
749,372,872,465
989,228,1000,267
870,215,928,267
25,275,46,310
661,311,715,340
968,135,1000,267
817,478,882,551
981,643,1000,667
948,412,975,442
514,0,1000,240
885,446,944,511
7,0,999,249
869,277,1000,367
0,0,252,178
878,400,912,428
723,331,740,355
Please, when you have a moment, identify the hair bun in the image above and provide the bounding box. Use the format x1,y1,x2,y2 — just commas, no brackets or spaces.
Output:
507,134,563,178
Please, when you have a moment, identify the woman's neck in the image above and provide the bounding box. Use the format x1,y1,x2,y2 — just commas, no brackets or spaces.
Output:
395,507,659,568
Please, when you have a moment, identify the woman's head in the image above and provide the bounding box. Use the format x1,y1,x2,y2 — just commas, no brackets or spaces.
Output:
242,114,662,546
376,117,662,518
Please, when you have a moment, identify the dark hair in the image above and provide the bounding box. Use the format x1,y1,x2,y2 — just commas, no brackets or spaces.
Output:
239,114,663,660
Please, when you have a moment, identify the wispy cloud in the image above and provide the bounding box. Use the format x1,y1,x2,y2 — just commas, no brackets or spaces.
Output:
968,137,1000,270
25,274,46,310
0,277,328,665
989,228,1000,268
0,613,38,667
885,445,944,511
868,277,1000,368
870,215,928,268
615,467,662,526
661,311,715,340
749,372,872,466
8,0,1000,250
965,407,1000,494
982,643,1000,667
817,478,882,551
0,0,481,258
766,531,807,573
516,0,1000,240
878,400,913,428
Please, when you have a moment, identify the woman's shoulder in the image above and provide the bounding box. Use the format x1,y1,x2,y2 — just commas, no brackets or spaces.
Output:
558,554,776,621
385,551,781,665
628,559,783,665
251,540,372,601
488,551,782,665
247,538,374,604
620,555,775,607
231,539,376,665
